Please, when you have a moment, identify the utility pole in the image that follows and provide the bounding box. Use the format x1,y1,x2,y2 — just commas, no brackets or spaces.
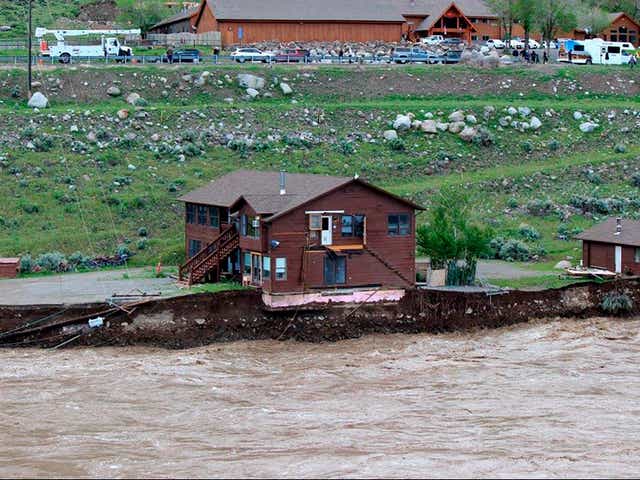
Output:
27,0,33,98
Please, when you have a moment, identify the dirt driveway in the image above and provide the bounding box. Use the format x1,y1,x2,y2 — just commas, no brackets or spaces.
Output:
0,268,180,306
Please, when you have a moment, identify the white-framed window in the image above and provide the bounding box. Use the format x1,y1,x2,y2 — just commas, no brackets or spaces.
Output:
275,258,287,280
263,256,271,279
309,213,322,230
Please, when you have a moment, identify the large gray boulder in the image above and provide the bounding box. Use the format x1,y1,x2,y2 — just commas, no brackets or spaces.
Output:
530,116,542,130
237,74,266,90
420,119,438,134
448,110,465,123
393,114,411,131
246,88,260,99
28,92,48,108
126,92,141,105
383,129,398,141
448,121,465,134
280,82,293,95
580,121,598,133
107,86,121,97
459,126,477,142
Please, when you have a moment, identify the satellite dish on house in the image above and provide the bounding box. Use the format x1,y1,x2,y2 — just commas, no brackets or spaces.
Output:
270,240,280,249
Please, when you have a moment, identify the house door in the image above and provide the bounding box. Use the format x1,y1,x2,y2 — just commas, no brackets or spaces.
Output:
321,216,332,245
615,246,622,273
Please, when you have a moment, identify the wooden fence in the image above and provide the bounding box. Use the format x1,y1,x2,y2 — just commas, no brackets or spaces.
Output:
146,32,221,48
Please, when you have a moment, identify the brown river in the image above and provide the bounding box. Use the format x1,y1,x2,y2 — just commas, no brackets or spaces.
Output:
1,317,639,478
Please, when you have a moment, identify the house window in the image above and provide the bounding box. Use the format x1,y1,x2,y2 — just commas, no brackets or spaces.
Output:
309,213,322,230
635,248,640,263
240,214,248,236
188,239,201,258
483,35,490,41
324,256,346,285
388,214,410,236
341,215,353,236
197,205,207,225
243,252,251,274
483,18,489,24
471,35,478,41
186,204,195,224
275,258,287,280
263,256,271,279
249,217,260,238
209,207,219,228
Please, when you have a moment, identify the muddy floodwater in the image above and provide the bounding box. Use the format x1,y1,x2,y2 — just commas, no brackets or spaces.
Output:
1,317,639,478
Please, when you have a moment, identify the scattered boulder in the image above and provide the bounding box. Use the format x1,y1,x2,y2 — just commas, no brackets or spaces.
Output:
459,126,477,142
237,74,266,90
507,106,518,116
246,88,260,99
393,115,411,131
280,82,293,95
573,111,583,120
181,74,193,83
530,116,542,130
194,76,206,87
420,120,438,134
28,92,48,108
579,121,598,133
518,106,531,117
436,122,449,132
117,109,129,120
448,121,465,134
383,129,398,141
465,114,477,124
499,116,511,127
107,86,121,97
555,260,572,270
448,110,465,123
126,93,141,105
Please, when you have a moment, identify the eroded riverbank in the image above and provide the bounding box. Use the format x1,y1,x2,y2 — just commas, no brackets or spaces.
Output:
1,316,638,478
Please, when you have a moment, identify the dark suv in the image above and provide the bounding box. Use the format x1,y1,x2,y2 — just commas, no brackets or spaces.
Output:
159,49,202,63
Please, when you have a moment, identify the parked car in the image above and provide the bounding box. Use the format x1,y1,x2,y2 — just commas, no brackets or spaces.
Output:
527,39,541,49
542,40,558,49
157,48,201,63
486,38,506,49
444,50,462,63
230,47,275,63
509,38,525,49
441,37,465,49
391,47,440,63
421,35,444,45
274,48,310,63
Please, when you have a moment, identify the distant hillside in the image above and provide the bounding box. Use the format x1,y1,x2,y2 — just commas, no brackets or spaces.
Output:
0,0,119,37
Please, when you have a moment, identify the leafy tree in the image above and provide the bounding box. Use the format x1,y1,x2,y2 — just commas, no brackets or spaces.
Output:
116,0,171,33
514,0,538,46
535,0,577,53
486,0,517,42
416,189,493,286
578,4,613,37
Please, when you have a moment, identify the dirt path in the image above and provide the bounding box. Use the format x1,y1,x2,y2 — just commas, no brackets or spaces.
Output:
0,268,179,305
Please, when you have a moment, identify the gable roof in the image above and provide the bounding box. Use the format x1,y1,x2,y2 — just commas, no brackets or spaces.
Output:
416,1,478,31
576,218,640,247
151,8,198,30
197,0,405,22
179,170,423,220
392,0,494,18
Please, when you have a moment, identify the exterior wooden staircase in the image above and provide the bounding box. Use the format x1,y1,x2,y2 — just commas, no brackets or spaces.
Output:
178,225,239,285
363,245,414,287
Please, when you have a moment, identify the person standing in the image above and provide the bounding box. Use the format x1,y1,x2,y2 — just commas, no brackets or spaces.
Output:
338,47,344,64
166,46,174,64
630,54,637,69
543,50,549,64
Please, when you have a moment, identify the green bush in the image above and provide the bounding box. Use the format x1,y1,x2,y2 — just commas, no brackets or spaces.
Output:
521,140,534,153
472,127,495,147
33,135,54,152
68,251,91,269
136,239,147,250
631,173,640,188
137,227,148,237
19,254,33,273
526,199,555,216
36,251,67,272
337,139,357,155
388,138,406,151
498,240,531,262
21,202,40,214
614,144,627,154
518,223,541,241
601,291,634,315
116,244,132,258
547,139,561,151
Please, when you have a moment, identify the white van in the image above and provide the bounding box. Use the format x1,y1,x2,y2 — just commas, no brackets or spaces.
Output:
560,38,636,65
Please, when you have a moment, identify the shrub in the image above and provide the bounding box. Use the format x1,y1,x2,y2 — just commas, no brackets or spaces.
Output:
518,223,541,241
10,84,21,98
488,236,506,258
521,140,534,153
116,244,132,258
228,139,249,158
472,127,495,147
585,171,602,184
547,139,561,151
21,127,36,140
388,138,406,151
507,198,518,208
68,251,91,269
19,254,33,273
337,139,356,155
182,142,202,157
498,239,531,262
21,202,40,214
631,173,640,188
35,251,67,272
526,199,555,216
601,291,634,315
136,239,147,250
614,144,627,154
137,227,148,237
181,129,200,142
33,135,54,152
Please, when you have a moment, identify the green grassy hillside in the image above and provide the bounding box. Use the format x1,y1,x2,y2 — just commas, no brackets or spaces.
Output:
1,64,639,272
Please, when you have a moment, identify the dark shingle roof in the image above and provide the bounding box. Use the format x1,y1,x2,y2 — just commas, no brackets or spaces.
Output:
179,169,423,221
205,0,405,22
152,8,198,29
576,218,640,247
393,0,493,17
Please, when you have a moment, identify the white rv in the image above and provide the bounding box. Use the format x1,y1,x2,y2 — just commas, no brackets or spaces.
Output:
559,38,636,65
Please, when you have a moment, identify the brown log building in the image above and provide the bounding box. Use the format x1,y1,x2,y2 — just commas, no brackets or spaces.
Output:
178,170,423,305
577,218,640,275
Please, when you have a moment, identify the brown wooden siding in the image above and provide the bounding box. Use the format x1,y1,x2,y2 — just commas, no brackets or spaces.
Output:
206,20,403,44
582,240,640,274
184,203,223,258
266,182,416,294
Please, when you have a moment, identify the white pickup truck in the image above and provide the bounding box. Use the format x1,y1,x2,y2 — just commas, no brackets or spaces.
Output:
36,28,141,63
421,35,444,45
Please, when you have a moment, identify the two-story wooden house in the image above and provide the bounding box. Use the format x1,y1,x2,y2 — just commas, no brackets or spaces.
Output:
178,170,423,307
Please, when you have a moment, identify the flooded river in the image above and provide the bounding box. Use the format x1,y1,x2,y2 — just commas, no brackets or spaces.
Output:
1,317,639,478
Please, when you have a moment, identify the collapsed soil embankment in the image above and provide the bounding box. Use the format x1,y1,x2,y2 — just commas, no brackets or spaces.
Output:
0,279,637,348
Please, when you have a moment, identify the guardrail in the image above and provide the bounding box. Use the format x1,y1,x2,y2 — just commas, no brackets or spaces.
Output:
0,54,412,66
